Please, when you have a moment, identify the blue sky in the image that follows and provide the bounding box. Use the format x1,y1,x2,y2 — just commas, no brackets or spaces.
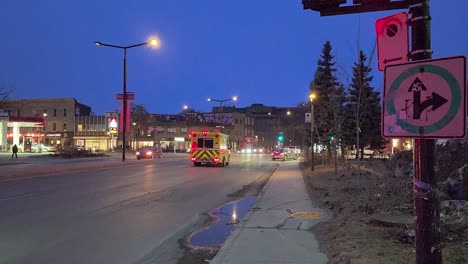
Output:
1,1,466,114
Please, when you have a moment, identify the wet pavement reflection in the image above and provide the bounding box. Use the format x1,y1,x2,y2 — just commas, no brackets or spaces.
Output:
190,196,256,248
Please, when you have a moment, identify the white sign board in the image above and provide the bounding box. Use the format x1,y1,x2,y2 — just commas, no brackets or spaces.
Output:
376,12,409,71
383,56,466,138
305,113,311,123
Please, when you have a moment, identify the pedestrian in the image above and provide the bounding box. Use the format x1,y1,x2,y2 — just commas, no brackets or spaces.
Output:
12,144,18,159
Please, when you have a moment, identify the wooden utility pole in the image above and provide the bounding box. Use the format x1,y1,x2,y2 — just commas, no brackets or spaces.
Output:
409,1,442,262
302,1,442,263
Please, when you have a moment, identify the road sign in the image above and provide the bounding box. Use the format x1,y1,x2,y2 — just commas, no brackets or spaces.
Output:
376,12,409,71
116,93,135,100
305,113,311,123
383,56,466,138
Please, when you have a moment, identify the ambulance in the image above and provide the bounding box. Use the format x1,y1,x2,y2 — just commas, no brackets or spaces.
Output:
189,130,230,167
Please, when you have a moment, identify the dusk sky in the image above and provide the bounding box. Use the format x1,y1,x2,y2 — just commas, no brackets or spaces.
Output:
1,1,466,115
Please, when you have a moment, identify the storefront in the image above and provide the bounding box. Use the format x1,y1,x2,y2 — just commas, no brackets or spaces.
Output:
0,115,45,152
74,136,114,152
45,132,65,148
156,137,190,152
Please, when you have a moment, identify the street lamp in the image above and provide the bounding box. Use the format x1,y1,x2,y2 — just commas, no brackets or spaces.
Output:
132,122,139,150
207,96,237,113
309,92,316,171
95,37,160,161
207,96,237,108
183,105,191,151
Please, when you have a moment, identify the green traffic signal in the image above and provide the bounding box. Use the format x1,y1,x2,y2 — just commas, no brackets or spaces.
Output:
278,135,284,141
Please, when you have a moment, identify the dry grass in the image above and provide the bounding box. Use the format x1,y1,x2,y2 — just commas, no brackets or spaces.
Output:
302,160,467,264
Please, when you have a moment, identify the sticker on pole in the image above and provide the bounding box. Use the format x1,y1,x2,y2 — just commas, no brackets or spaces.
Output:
383,56,466,138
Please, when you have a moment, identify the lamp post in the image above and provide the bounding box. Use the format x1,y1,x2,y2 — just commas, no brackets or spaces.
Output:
132,122,139,150
95,38,159,161
207,96,238,112
183,105,189,151
309,92,316,171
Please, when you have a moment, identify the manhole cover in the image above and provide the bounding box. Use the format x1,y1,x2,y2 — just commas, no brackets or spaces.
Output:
290,211,323,219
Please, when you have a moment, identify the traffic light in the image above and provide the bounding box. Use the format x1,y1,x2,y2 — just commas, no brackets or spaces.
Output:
329,135,336,144
277,135,284,142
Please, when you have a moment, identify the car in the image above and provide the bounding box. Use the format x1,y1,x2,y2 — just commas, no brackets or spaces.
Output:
238,147,265,154
72,145,86,151
32,143,55,152
271,147,297,161
136,146,163,160
289,146,301,154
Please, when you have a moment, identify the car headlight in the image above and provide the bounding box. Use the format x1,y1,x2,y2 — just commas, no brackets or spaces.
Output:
136,152,140,155
146,151,152,155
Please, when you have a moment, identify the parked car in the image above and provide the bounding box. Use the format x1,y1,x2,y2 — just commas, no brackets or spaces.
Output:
136,146,163,160
271,147,297,161
18,143,54,152
72,145,86,152
37,144,55,152
289,146,301,154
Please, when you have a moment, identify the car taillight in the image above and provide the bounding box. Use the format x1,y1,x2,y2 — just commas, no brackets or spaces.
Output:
213,157,219,163
191,157,196,161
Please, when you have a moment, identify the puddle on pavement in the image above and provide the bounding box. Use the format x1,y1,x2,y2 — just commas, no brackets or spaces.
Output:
190,196,256,248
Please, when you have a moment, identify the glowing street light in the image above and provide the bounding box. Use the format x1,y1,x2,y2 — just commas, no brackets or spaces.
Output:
207,96,238,113
207,96,238,106
95,37,160,161
309,91,316,171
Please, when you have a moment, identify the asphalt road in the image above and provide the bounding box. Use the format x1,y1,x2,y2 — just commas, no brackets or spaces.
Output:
0,153,277,264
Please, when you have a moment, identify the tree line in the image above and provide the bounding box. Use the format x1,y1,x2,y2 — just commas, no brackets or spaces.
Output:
308,41,387,159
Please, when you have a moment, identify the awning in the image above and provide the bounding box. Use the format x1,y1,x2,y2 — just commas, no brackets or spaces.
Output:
8,116,45,127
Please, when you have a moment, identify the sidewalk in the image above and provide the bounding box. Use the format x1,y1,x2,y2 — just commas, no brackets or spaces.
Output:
211,161,329,264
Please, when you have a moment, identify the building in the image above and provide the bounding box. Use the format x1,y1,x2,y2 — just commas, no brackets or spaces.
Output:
212,103,307,150
1,98,91,150
201,111,253,151
73,112,118,152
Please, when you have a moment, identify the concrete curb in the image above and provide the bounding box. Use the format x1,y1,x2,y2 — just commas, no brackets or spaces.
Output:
210,161,329,264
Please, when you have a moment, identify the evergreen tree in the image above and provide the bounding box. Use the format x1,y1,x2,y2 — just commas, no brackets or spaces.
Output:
348,50,386,159
312,41,342,146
